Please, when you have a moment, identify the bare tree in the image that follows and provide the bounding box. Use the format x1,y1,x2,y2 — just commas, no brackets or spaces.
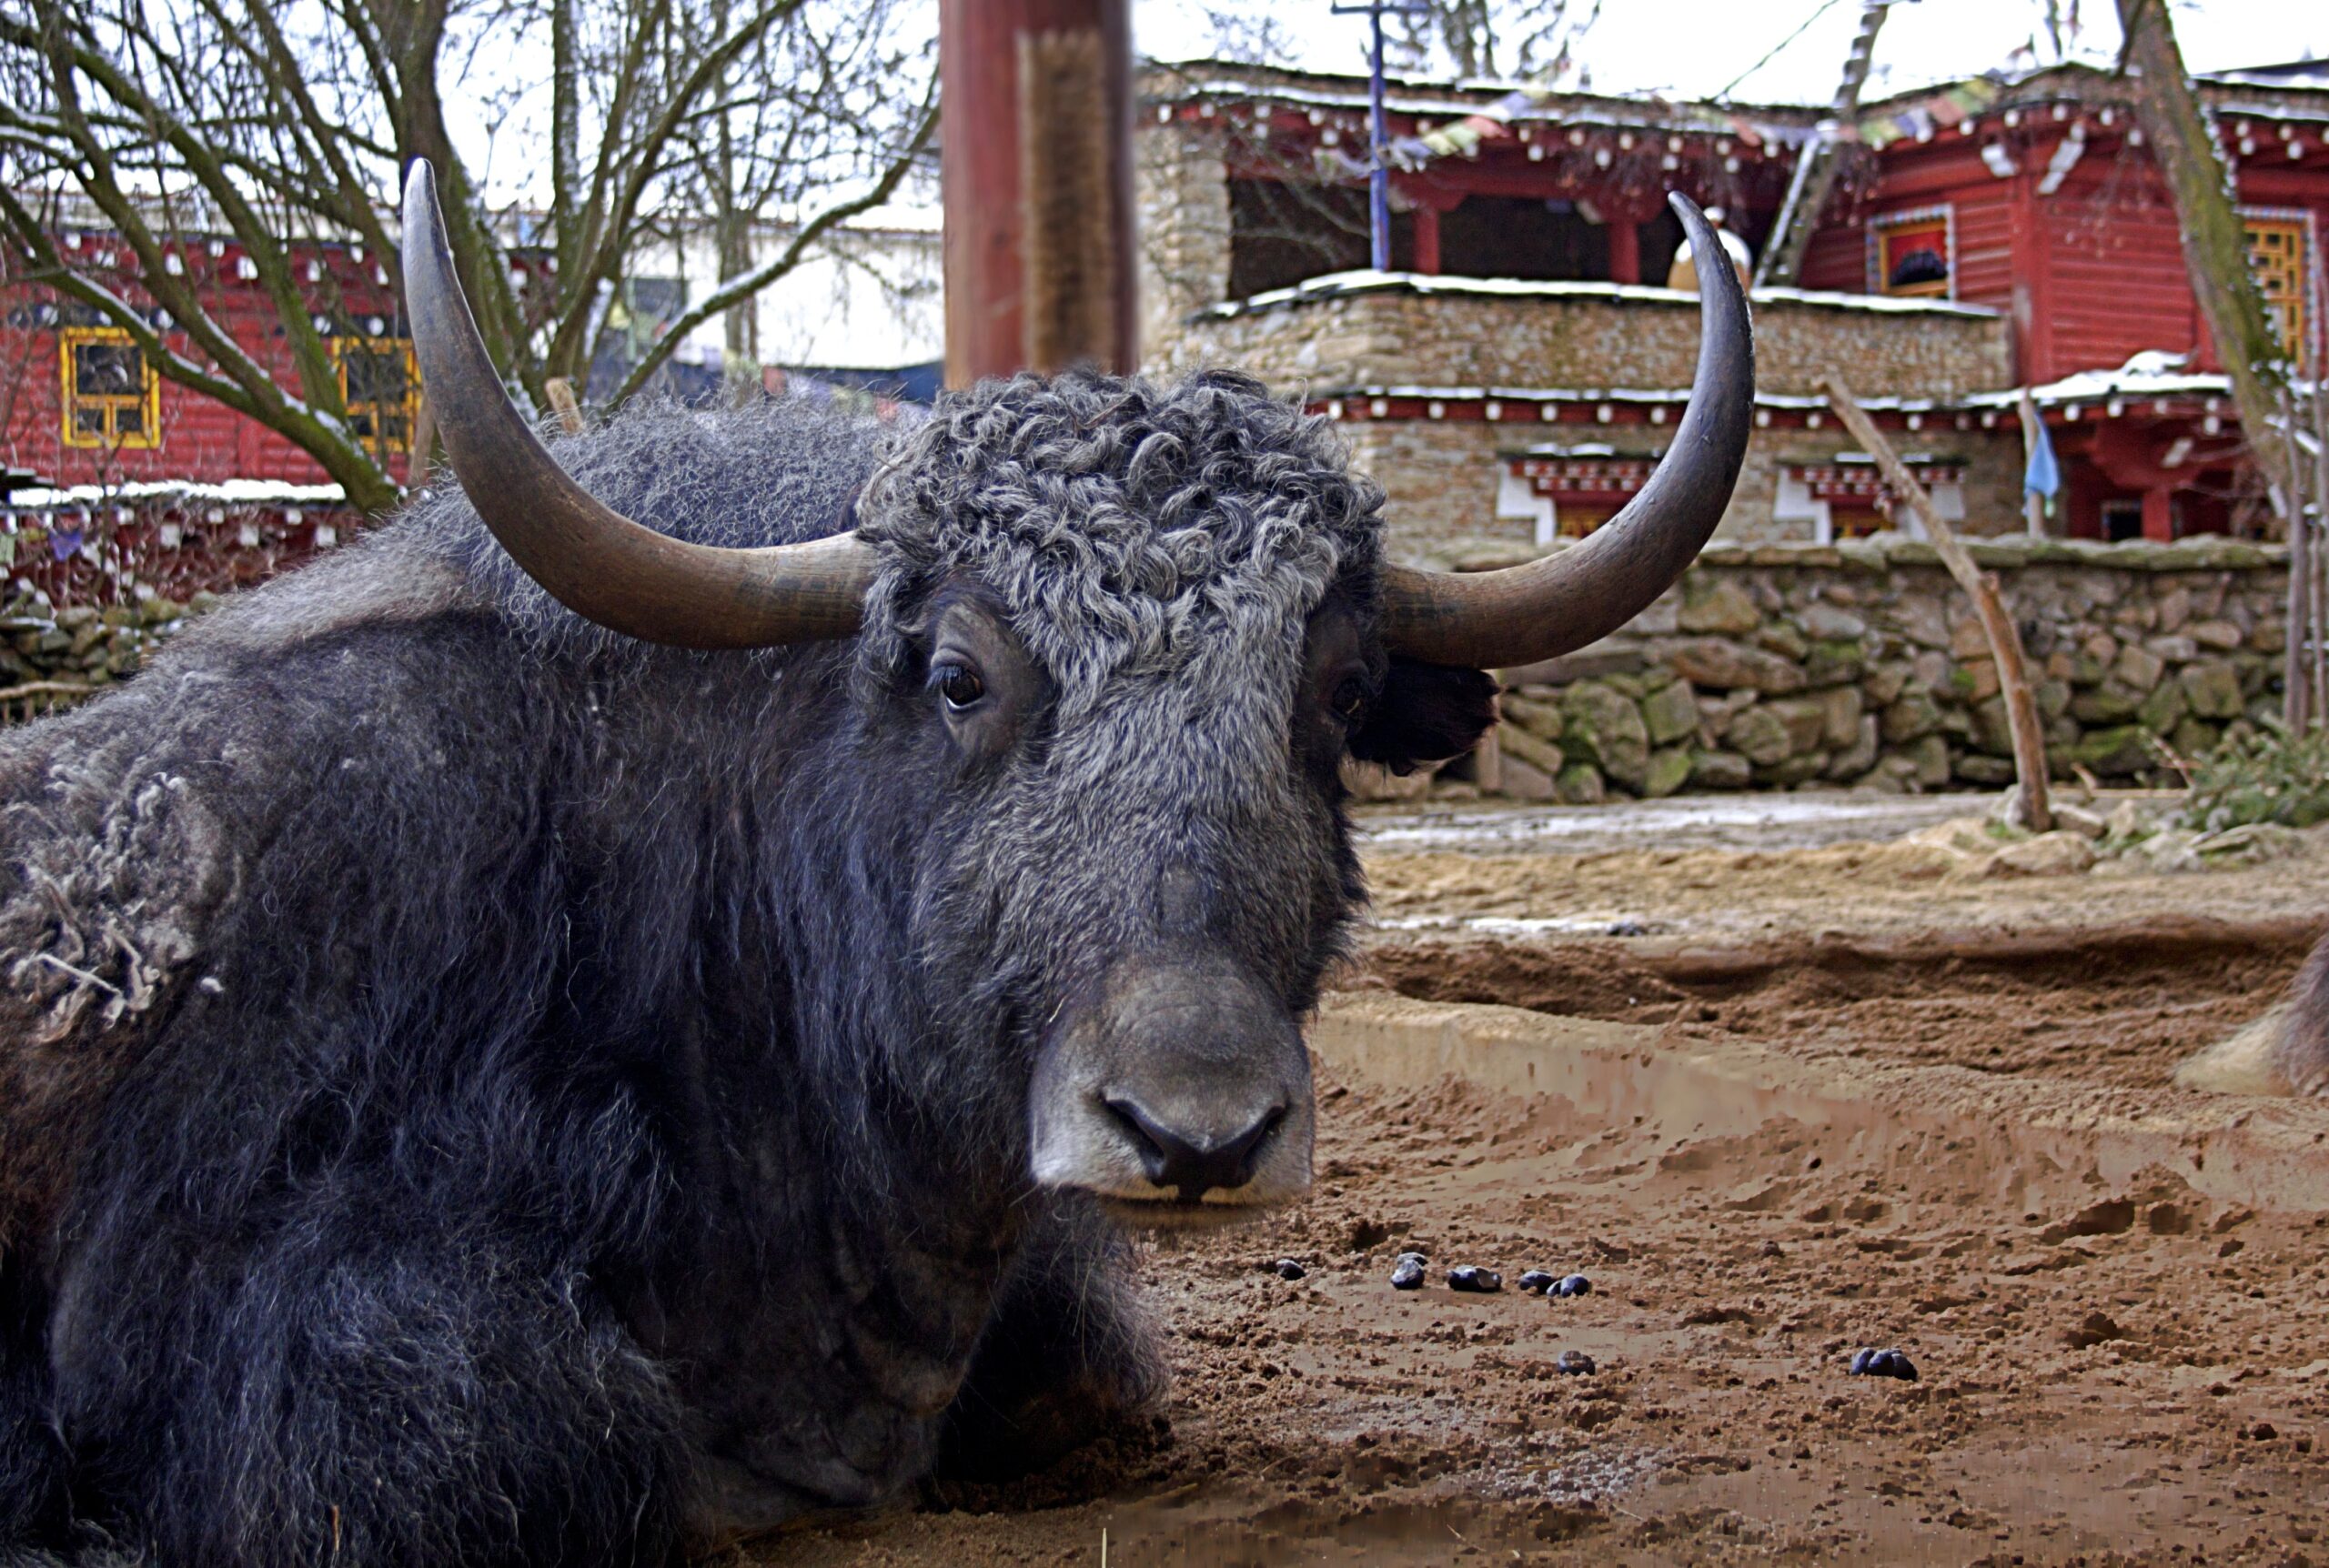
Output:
2111,0,2299,524
1387,0,1599,84
0,0,933,514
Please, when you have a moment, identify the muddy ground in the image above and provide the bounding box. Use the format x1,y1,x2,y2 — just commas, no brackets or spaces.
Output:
752,793,2329,1566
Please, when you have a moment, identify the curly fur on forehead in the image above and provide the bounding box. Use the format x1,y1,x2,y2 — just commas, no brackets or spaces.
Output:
855,370,1385,704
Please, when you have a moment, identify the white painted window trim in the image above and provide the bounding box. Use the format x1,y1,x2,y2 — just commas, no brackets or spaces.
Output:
1865,203,1957,302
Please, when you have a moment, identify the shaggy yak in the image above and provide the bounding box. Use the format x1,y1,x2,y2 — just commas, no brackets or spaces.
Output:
2175,940,2329,1097
0,166,1750,1564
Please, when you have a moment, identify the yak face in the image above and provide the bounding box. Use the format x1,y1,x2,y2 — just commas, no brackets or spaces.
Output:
854,372,1493,1227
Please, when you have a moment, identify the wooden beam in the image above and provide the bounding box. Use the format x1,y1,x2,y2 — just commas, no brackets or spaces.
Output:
940,0,1134,387
1822,373,2052,832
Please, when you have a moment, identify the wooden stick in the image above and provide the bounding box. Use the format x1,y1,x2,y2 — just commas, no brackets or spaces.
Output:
2282,388,2301,736
1820,374,2052,832
408,391,437,490
2015,387,2047,538
542,377,585,436
0,680,93,701
2314,382,2329,730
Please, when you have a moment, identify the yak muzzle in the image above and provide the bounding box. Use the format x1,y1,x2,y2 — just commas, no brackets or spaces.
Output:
1029,951,1314,1229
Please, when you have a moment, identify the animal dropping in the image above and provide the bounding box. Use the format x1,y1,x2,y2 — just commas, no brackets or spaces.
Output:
1850,1348,1920,1382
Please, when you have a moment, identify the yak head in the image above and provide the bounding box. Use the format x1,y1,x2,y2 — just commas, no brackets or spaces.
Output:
398,165,1751,1230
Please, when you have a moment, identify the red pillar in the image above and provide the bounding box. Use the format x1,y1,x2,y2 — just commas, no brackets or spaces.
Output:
1607,220,1640,286
2142,486,2175,541
939,0,1134,387
1411,204,1441,276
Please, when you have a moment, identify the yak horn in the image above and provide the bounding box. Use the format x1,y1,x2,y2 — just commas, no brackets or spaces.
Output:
400,160,874,648
1378,192,1755,670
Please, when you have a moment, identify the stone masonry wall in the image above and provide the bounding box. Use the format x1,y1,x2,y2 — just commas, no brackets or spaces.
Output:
1376,537,2293,805
0,591,217,722
1172,283,2014,399
1346,417,2032,561
1136,125,1233,376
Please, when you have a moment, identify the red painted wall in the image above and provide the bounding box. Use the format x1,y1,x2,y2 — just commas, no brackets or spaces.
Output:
1801,127,2329,385
2,234,417,493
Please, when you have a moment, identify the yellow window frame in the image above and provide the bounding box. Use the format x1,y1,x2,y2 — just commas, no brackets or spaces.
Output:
60,327,161,449
332,336,419,453
2242,212,2311,360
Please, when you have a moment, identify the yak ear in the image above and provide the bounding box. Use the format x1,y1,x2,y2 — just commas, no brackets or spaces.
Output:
1350,658,1498,776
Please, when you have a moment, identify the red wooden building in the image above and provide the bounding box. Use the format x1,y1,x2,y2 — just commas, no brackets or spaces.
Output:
1139,58,2329,551
0,207,431,605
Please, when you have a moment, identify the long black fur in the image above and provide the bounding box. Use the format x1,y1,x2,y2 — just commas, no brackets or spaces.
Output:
0,372,1493,1564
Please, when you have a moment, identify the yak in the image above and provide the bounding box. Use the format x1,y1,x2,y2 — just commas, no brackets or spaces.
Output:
0,166,1751,1564
2175,939,2329,1097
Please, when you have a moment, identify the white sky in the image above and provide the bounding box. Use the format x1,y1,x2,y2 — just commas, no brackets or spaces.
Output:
1133,0,2322,106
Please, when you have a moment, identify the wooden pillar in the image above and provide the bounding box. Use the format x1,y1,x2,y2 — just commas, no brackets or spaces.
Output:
939,0,1135,387
1607,220,1640,286
2142,486,2175,541
1411,203,1441,276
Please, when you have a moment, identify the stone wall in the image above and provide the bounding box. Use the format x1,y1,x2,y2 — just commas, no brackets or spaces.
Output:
1345,416,2032,561
1169,280,2014,399
1390,536,2292,805
0,592,216,721
1136,124,1233,375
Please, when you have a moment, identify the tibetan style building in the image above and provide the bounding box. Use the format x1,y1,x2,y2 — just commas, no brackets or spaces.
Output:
1136,58,2329,565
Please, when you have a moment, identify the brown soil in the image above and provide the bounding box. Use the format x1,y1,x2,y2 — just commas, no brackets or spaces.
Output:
750,817,2329,1566
1364,925,2317,1091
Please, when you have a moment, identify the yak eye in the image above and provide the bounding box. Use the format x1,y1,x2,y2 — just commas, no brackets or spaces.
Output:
934,661,986,712
1330,675,1369,724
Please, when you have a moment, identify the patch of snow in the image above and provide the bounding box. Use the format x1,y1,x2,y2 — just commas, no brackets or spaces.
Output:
1358,792,1987,855
6,478,348,508
1202,271,1998,322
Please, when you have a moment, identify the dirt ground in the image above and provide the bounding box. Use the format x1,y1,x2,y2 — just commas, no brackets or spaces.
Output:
751,793,2329,1566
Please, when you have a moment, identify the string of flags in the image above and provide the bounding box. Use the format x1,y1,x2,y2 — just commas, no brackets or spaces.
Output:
1855,78,2003,149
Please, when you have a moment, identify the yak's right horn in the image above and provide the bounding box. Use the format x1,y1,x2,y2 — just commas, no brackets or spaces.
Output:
401,160,874,648
1377,192,1755,670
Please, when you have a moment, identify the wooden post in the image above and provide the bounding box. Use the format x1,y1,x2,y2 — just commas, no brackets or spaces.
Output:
2112,0,2299,518
1822,374,2052,832
1606,220,1640,286
1471,717,1502,795
940,0,1134,387
542,377,585,435
2286,386,2314,732
2015,388,2046,538
2314,383,2329,730
408,392,437,490
1411,202,1441,276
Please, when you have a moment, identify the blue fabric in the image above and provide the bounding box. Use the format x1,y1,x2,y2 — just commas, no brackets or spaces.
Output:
2023,415,2061,506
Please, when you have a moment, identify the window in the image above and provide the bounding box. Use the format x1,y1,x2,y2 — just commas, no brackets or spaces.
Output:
2100,499,2145,542
1870,207,1952,299
334,337,418,450
2242,211,2312,359
61,327,159,448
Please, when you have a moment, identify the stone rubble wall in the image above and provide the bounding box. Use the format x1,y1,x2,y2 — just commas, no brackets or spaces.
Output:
10,544,2286,817
1362,536,2293,805
1173,285,2015,400
0,593,218,720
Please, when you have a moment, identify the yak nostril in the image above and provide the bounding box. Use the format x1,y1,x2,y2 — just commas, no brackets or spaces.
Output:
1103,1097,1285,1201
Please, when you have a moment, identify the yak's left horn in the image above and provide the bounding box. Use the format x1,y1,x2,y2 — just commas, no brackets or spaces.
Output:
1378,192,1754,670
401,160,874,648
